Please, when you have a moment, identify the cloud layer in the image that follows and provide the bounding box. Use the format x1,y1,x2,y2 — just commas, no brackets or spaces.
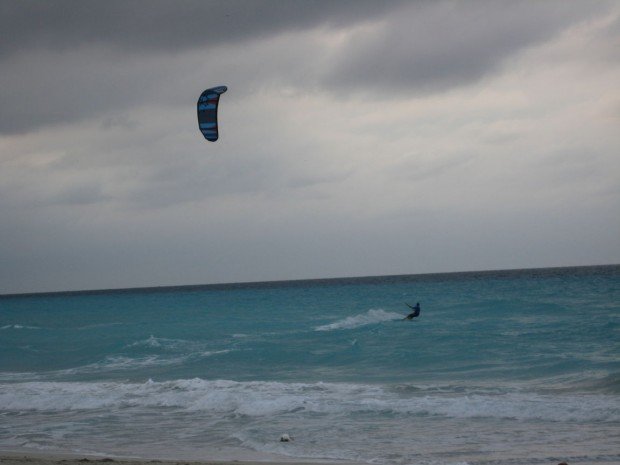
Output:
1,0,619,293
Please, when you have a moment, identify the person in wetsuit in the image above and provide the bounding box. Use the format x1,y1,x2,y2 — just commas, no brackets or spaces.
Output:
404,302,421,320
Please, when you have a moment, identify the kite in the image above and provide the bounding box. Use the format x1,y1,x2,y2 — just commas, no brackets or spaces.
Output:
197,85,228,141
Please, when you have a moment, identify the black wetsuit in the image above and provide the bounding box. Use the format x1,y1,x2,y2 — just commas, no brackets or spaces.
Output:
405,303,420,320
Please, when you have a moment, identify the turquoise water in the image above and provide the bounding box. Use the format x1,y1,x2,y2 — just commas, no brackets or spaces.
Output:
1,266,619,465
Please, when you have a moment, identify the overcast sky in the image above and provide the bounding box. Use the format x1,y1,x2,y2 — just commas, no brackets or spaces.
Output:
1,0,619,294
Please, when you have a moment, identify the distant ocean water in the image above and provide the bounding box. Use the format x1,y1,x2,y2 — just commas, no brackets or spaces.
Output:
1,265,619,465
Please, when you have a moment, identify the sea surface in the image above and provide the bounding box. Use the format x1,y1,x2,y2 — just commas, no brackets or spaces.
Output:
1,266,619,465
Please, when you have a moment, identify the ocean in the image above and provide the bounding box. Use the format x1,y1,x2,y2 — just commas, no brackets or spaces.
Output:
1,265,619,465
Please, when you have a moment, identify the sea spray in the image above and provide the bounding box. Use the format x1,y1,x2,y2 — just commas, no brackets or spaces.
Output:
314,309,403,331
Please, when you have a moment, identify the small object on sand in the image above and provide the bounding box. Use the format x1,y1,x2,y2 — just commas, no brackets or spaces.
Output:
280,433,293,442
558,463,568,465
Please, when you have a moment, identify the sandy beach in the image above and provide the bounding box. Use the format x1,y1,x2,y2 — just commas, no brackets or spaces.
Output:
1,449,613,465
0,454,353,465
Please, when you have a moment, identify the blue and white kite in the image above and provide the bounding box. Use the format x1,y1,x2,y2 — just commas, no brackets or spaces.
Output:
197,85,227,142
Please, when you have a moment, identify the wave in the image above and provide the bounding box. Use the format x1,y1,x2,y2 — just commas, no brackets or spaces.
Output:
565,371,620,394
315,309,403,331
73,349,232,373
0,371,43,382
0,350,233,382
1,378,617,423
126,335,201,351
1,324,40,330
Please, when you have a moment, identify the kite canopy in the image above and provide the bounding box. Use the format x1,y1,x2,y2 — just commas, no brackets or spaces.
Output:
197,85,227,141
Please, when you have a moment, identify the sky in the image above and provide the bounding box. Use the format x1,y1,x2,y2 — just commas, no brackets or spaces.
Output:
1,0,619,294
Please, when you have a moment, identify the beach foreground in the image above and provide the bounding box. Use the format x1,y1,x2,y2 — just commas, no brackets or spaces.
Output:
0,453,593,465
0,454,355,465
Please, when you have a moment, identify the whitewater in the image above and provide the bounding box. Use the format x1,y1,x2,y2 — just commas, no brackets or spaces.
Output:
1,266,619,465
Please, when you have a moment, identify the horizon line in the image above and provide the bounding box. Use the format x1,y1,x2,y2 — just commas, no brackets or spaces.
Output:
2,263,618,299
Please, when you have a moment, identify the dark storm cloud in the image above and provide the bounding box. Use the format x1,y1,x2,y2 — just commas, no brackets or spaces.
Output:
0,0,612,135
0,47,167,134
0,0,408,58
322,1,607,93
0,0,408,135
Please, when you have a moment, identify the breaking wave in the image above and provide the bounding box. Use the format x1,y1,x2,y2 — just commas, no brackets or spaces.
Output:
1,378,617,423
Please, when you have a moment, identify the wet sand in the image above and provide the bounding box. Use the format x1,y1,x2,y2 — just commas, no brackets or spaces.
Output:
0,453,354,465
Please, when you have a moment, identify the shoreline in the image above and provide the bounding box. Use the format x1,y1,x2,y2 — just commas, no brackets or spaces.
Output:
0,452,361,465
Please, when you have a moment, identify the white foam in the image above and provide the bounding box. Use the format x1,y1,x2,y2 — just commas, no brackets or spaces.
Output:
1,379,618,465
125,335,205,351
1,378,616,422
420,391,620,422
315,309,403,331
1,324,40,330
130,335,163,348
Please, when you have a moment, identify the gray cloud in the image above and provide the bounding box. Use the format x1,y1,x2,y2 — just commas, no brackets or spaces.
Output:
322,1,607,93
1,1,619,294
1,0,610,135
0,0,408,135
0,0,408,58
0,48,157,134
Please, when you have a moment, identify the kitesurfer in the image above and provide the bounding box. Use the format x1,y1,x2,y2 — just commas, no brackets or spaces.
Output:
403,302,420,320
